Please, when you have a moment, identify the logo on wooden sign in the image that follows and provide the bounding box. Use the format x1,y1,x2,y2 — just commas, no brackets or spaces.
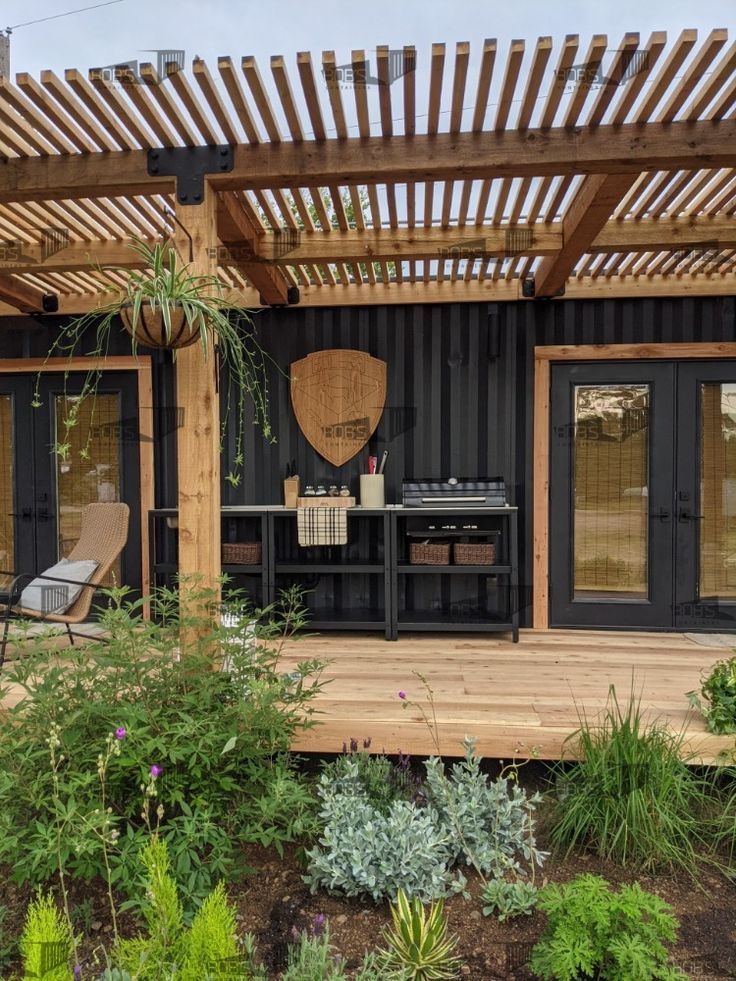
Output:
290,349,387,466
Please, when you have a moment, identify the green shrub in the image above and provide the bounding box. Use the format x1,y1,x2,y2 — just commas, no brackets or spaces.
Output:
19,891,74,981
322,739,416,814
424,737,546,877
306,740,545,902
688,655,736,734
111,803,240,918
114,836,253,981
550,686,713,871
480,878,537,921
0,584,323,906
320,742,416,815
354,951,407,980
179,882,242,980
282,925,346,980
529,874,686,980
305,762,462,902
380,889,461,980
0,904,17,977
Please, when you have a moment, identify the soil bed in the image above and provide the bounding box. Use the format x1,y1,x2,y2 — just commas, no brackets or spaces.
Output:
2,844,735,979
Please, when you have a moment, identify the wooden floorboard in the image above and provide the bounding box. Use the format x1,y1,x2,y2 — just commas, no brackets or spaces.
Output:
276,629,736,763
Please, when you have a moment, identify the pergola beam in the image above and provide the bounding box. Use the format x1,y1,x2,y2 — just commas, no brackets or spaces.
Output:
215,192,289,304
534,174,638,297
0,120,733,203
2,270,734,317
1,216,735,273
0,274,46,312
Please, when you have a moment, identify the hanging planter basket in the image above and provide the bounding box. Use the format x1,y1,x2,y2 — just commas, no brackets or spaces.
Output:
120,301,201,350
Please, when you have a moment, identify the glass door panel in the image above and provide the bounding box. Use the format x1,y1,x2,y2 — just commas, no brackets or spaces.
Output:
550,362,675,629
573,384,649,600
675,364,736,631
699,383,736,600
54,394,123,586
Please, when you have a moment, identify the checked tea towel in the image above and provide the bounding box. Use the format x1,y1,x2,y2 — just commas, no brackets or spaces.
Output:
297,506,348,546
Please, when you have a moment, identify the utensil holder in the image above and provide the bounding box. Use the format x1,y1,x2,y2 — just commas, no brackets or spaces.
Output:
360,474,385,508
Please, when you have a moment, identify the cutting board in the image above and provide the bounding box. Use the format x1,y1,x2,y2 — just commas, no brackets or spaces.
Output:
297,497,356,508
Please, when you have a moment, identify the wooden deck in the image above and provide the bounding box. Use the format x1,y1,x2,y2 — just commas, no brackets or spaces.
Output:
277,629,736,764
2,627,735,764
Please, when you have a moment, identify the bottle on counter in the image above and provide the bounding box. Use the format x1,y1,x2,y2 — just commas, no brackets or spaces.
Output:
339,485,351,497
316,484,327,496
303,484,316,496
328,484,339,496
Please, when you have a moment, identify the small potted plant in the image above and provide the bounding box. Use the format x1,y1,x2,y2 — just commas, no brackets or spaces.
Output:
34,238,276,486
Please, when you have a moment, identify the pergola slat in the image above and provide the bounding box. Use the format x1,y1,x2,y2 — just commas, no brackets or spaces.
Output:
0,33,731,312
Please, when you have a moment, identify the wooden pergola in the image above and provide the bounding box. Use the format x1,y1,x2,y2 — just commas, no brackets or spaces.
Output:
0,29,734,595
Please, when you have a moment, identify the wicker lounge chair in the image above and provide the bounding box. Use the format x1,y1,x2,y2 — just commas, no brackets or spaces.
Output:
0,502,130,669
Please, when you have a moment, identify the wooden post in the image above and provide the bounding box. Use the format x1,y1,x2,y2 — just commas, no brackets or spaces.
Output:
174,181,221,640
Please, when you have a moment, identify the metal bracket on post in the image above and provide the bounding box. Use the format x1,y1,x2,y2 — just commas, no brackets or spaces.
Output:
522,275,566,299
147,145,234,205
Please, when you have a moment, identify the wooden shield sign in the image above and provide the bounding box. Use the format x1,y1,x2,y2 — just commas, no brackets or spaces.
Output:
291,349,387,466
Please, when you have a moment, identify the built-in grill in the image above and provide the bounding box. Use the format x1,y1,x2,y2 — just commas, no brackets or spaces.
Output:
402,477,506,508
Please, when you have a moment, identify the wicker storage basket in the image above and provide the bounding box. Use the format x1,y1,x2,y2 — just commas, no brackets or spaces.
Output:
222,542,262,565
453,542,496,565
409,541,451,565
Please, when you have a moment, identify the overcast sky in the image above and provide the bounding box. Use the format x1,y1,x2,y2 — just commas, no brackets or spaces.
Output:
2,0,732,223
5,0,733,85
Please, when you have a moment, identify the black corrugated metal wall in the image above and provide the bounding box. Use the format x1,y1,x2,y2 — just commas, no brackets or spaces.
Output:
2,295,735,625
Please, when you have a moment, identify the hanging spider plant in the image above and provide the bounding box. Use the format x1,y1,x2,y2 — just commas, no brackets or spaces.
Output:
33,238,278,487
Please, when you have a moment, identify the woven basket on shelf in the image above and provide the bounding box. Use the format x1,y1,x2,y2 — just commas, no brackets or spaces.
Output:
222,542,262,565
409,541,451,565
453,542,496,565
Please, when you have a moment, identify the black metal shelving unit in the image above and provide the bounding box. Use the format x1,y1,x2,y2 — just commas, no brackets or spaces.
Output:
148,506,518,642
149,507,270,608
390,507,519,642
269,508,392,639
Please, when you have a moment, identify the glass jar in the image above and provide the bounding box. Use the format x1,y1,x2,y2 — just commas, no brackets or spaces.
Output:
303,484,316,496
339,485,351,497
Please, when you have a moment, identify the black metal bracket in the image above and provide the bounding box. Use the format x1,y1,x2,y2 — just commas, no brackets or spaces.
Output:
147,146,234,205
521,275,566,300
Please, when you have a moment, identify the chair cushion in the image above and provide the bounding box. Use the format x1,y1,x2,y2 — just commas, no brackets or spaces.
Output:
19,558,99,614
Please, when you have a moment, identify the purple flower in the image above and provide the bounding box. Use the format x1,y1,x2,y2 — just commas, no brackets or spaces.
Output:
363,737,372,749
398,690,407,700
149,764,163,778
73,966,82,980
349,737,358,753
115,726,126,740
312,913,326,936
